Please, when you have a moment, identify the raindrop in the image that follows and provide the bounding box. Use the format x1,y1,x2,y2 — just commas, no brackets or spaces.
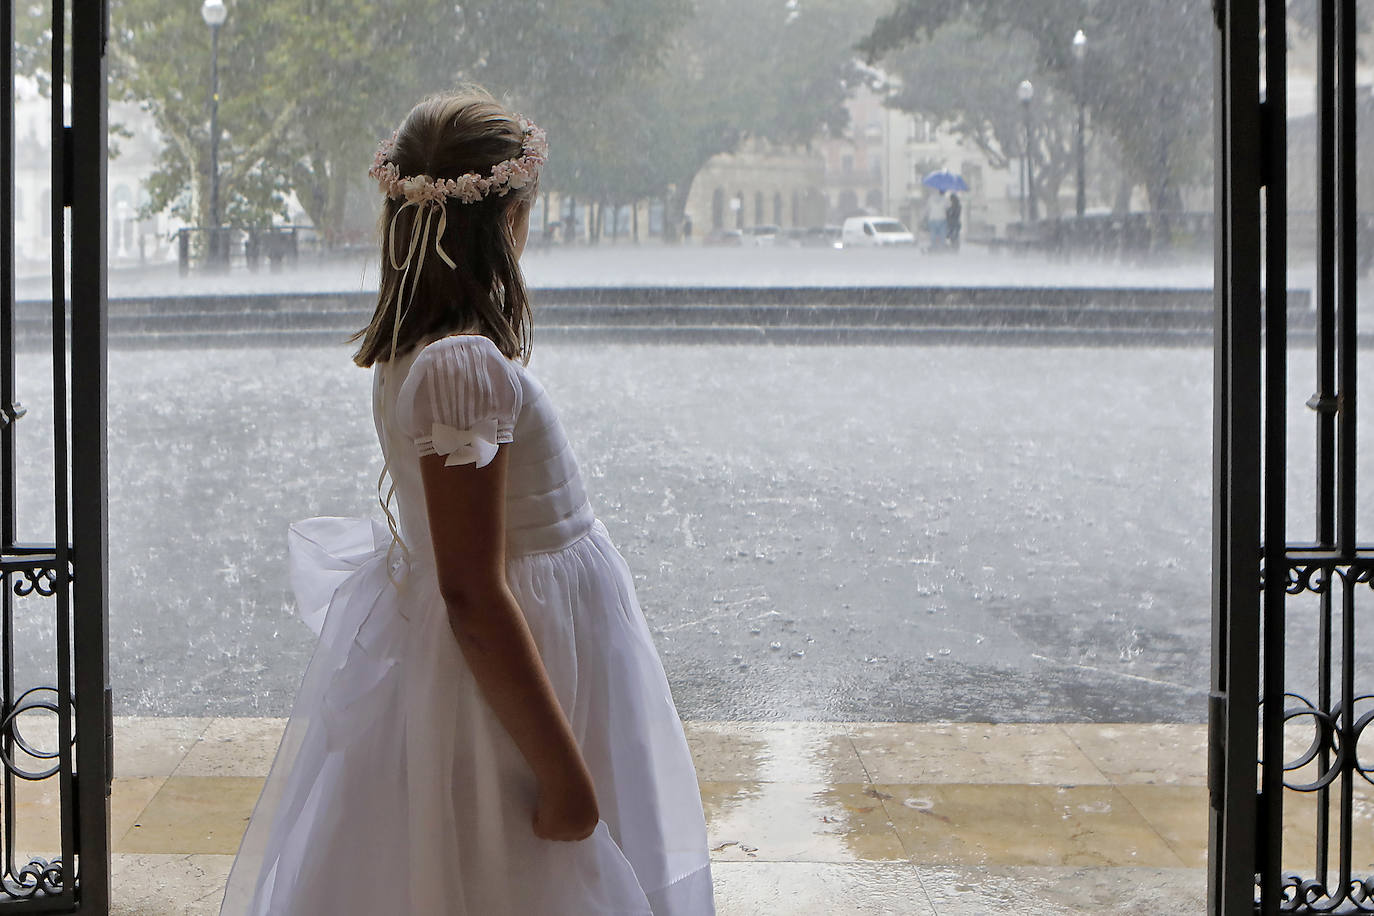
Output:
790,649,804,658
769,641,782,650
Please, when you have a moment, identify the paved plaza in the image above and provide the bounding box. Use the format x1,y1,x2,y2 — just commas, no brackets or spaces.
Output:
13,340,1374,723
76,717,1214,914
10,267,1374,911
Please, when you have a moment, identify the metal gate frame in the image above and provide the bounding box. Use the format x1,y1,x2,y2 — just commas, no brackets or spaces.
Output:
1211,0,1371,912
0,1,111,911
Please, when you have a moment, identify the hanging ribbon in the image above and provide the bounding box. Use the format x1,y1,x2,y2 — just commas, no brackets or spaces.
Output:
375,194,460,588
385,197,457,362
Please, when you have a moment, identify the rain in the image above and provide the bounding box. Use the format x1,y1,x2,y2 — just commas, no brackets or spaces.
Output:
9,0,1374,722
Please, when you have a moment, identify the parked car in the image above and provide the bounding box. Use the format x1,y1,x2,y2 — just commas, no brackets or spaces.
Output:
802,225,843,249
741,224,780,246
840,216,916,248
781,227,810,247
703,228,744,247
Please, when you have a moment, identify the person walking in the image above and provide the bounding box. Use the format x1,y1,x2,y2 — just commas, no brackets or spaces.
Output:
925,190,947,251
220,87,715,916
945,192,962,252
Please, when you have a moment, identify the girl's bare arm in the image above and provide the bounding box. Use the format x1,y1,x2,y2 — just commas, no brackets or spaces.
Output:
418,448,598,840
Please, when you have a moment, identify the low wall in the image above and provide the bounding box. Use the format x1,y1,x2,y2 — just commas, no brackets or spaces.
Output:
14,286,1315,348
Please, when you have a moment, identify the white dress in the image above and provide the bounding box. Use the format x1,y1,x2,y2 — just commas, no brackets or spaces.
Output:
220,334,715,915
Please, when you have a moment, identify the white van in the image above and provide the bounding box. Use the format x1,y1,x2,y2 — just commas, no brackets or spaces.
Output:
840,216,916,248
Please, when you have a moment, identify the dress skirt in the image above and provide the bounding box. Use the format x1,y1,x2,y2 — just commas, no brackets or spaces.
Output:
219,516,714,915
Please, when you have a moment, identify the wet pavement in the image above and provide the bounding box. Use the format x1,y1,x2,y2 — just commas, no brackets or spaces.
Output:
82,717,1213,915
12,341,1374,721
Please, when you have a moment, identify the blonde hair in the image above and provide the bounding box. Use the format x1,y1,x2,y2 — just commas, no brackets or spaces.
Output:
351,86,536,367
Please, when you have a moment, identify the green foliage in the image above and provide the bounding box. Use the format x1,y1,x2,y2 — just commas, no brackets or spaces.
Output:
548,0,883,237
862,0,1215,215
19,0,879,246
883,21,1089,218
108,0,303,227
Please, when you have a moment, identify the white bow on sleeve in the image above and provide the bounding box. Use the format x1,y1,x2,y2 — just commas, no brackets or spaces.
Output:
430,418,500,468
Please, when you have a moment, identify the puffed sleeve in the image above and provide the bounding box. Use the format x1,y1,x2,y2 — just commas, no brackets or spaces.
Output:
395,335,522,469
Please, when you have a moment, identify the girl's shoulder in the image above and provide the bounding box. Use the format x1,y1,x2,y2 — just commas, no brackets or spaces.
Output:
411,332,505,363
393,334,525,439
400,333,523,382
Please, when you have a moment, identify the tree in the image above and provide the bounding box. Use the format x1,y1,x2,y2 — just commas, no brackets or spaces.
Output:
549,0,884,240
106,0,304,231
860,0,1214,219
882,21,1084,220
19,0,690,245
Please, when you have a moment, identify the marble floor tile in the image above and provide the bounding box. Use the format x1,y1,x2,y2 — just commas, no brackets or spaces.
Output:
701,780,907,863
1116,785,1208,868
1273,786,1374,876
1061,724,1207,785
174,718,286,778
114,717,213,778
916,865,1207,915
1109,783,1374,876
117,777,263,855
879,783,1184,868
846,723,1106,785
10,777,165,857
711,861,937,915
110,853,235,916
685,721,868,783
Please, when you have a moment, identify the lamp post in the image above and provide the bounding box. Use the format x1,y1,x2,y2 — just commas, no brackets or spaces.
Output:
201,0,227,267
1017,79,1036,224
1073,29,1087,218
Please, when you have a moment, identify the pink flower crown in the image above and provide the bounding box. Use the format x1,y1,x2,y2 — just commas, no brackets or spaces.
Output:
368,117,548,206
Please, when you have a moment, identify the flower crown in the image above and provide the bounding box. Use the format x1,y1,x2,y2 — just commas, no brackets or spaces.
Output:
368,117,547,206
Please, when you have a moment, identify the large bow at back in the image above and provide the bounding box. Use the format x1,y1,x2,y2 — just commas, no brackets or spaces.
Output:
430,418,500,468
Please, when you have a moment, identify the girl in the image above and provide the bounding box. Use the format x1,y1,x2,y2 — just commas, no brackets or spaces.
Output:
220,87,715,915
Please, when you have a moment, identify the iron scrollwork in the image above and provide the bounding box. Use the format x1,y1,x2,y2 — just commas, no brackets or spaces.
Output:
1259,557,1374,912
0,560,79,900
0,558,72,599
0,688,74,782
1272,556,1374,597
1,857,64,900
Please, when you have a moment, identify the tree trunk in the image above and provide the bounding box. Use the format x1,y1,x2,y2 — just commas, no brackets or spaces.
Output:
1113,177,1133,214
325,164,350,247
662,178,695,244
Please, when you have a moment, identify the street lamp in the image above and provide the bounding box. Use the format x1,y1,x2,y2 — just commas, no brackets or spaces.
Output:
202,0,227,267
1073,29,1087,218
1017,79,1036,223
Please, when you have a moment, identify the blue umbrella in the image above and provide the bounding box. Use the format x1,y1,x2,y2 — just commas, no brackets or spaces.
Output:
922,169,969,192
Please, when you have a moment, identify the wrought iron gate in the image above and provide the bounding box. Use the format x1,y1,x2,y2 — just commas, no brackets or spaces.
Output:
1212,0,1373,912
0,0,111,911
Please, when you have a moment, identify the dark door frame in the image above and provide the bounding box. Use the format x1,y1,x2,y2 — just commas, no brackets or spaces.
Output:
1211,0,1370,912
1,1,111,910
